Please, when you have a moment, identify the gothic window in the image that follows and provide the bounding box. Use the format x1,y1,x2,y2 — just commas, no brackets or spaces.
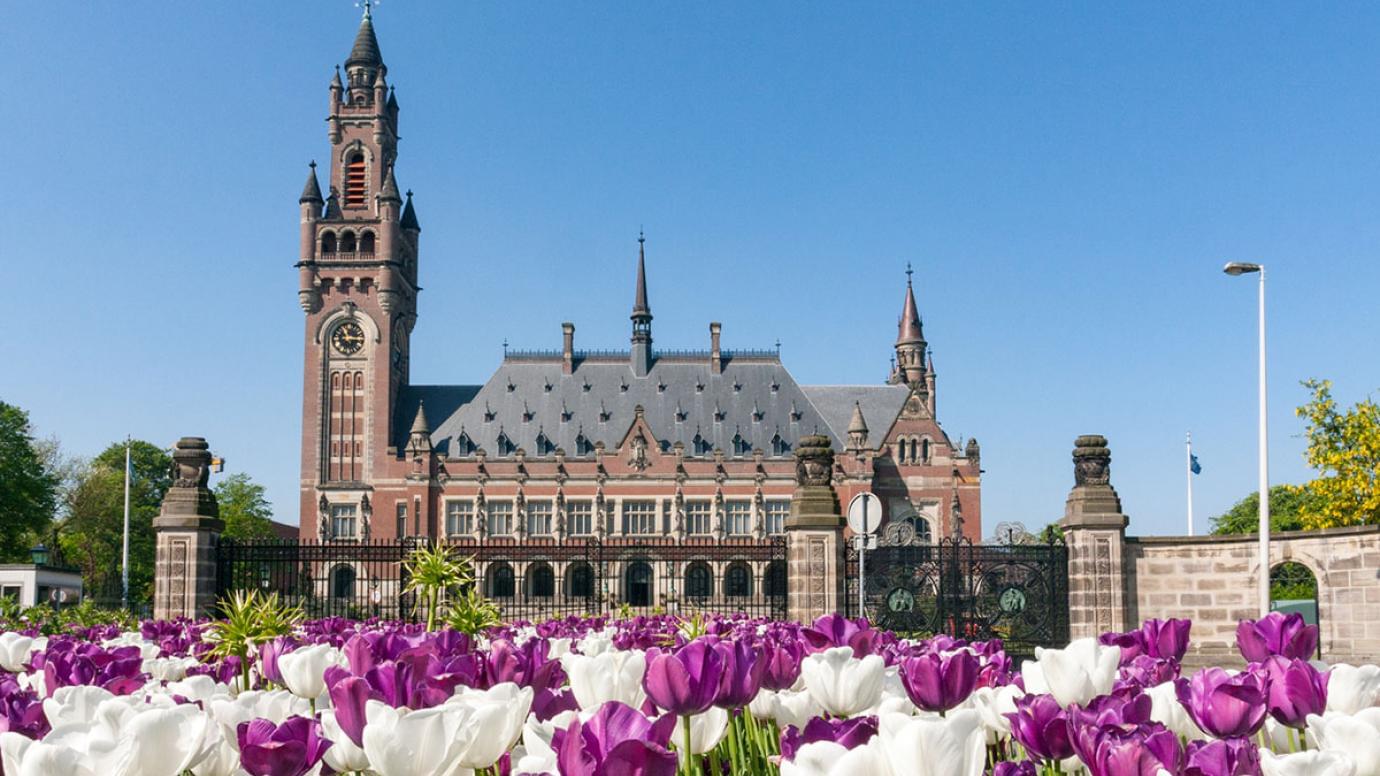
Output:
724,562,753,598
731,433,750,457
567,500,592,536
496,432,516,456
535,432,555,456
770,433,790,457
360,231,376,256
330,504,357,540
326,369,365,482
921,437,932,464
341,230,358,253
455,432,476,456
685,562,712,599
445,500,474,537
914,516,934,544
331,565,356,599
726,500,752,536
488,563,515,598
395,502,407,538
566,562,594,599
686,501,712,535
344,152,367,206
527,563,555,598
621,501,656,535
575,433,594,456
527,501,552,535
487,501,513,536
763,561,787,598
765,500,790,535
321,232,337,255
692,433,712,456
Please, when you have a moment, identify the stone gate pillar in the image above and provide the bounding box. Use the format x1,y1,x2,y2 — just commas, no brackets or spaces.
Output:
153,437,224,620
1059,434,1130,639
787,434,845,623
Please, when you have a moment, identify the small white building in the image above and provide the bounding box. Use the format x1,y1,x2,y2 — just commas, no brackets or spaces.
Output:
0,564,84,609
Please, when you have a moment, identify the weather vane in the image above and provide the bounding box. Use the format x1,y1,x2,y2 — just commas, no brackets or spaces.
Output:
355,0,377,20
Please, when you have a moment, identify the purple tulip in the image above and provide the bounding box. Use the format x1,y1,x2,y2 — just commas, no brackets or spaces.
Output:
1140,619,1192,662
779,716,878,762
801,613,881,657
1117,655,1181,690
1175,667,1271,739
258,636,295,687
0,680,49,740
1259,655,1329,729
642,640,729,716
898,649,979,713
715,639,766,709
37,641,145,696
1237,612,1319,663
1100,630,1147,665
993,763,1037,776
555,701,679,776
1082,722,1183,776
326,675,374,748
761,638,804,691
1005,693,1075,762
1184,738,1261,776
237,716,332,776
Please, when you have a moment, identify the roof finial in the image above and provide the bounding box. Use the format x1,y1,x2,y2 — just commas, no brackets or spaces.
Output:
359,0,373,20
906,261,914,286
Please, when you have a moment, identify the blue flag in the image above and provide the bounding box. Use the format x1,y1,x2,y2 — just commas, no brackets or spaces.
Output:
1190,453,1202,475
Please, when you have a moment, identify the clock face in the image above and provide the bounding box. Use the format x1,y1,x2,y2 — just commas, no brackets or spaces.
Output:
332,321,365,356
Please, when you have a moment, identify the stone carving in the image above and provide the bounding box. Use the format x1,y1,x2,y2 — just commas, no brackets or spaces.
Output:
712,487,726,541
809,538,826,613
317,495,330,541
475,490,488,540
882,520,917,547
752,487,766,540
1073,434,1112,487
1095,537,1112,633
360,495,372,542
794,434,834,487
554,486,567,540
672,487,686,542
170,438,213,489
628,433,649,472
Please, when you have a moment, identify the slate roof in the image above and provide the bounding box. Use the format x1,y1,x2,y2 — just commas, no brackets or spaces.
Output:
395,356,911,460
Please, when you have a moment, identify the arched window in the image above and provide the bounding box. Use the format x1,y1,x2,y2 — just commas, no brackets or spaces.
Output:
763,561,787,599
896,439,908,463
913,516,934,545
341,231,358,253
331,565,356,599
685,562,713,599
724,562,753,598
566,562,594,599
527,563,555,598
321,232,337,255
344,152,367,206
360,231,376,255
1270,562,1319,650
489,563,515,599
921,438,932,464
624,561,653,607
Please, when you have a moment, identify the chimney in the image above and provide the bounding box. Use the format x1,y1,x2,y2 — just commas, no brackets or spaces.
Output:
562,322,575,375
710,322,722,374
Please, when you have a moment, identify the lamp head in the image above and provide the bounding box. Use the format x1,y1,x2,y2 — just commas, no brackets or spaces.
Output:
1223,261,1263,276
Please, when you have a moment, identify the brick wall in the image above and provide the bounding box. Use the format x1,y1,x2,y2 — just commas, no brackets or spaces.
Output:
1124,526,1380,665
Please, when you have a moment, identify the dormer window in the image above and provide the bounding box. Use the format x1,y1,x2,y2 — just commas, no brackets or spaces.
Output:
575,433,594,456
731,432,750,457
692,433,712,456
455,431,476,456
535,431,555,456
496,432,516,456
344,152,367,206
483,403,496,423
771,432,790,456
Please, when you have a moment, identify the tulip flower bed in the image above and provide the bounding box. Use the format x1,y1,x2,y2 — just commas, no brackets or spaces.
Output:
0,609,1378,776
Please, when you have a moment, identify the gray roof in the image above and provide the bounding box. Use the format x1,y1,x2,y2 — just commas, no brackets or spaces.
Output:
396,354,907,460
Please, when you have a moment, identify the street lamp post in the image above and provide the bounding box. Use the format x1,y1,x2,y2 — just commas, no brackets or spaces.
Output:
1224,261,1270,617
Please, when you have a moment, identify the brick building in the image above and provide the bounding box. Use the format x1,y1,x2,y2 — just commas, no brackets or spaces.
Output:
294,11,983,572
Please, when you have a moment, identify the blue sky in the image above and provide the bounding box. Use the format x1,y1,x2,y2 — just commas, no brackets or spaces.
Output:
3,3,1378,537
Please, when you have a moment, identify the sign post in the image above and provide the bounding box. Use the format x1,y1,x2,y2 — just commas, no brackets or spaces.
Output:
847,493,882,621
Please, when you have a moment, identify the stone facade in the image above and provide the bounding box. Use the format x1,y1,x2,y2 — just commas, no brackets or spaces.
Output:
291,10,986,596
787,435,846,623
1061,435,1380,666
153,437,224,620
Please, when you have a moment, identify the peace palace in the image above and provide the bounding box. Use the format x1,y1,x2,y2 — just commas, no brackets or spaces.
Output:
294,11,984,552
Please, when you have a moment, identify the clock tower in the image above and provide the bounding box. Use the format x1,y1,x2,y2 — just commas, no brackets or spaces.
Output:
296,6,422,538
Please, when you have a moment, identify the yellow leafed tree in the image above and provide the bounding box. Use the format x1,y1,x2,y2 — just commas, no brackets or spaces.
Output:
1296,379,1380,529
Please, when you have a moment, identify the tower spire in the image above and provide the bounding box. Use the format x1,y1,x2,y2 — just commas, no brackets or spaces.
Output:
630,231,653,377
632,229,650,320
299,161,323,204
892,264,927,385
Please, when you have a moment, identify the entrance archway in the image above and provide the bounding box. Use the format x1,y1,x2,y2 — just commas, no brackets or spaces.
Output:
625,561,653,607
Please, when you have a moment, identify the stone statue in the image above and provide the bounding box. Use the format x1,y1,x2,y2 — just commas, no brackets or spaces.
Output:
317,494,330,541
360,495,372,542
672,488,686,542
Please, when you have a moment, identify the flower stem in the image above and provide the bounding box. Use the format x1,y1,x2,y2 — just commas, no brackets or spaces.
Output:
682,714,695,776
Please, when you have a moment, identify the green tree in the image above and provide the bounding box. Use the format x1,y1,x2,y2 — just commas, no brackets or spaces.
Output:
1295,379,1380,529
215,473,276,540
0,402,58,561
1209,485,1310,535
57,440,171,604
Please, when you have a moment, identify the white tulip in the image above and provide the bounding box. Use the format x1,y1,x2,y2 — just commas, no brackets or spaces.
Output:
90,704,215,776
748,688,778,720
560,648,647,710
866,666,917,717
277,644,342,702
1308,709,1380,776
1329,665,1380,714
876,709,987,776
189,723,242,776
0,732,95,776
1029,638,1120,708
682,706,729,756
43,685,117,729
800,647,886,718
208,689,311,748
773,689,826,731
0,633,35,673
1147,680,1205,741
1260,748,1358,776
449,682,533,768
547,637,572,660
782,739,892,776
164,675,229,705
321,708,371,773
513,713,565,776
970,684,1024,737
362,699,478,776
143,656,201,683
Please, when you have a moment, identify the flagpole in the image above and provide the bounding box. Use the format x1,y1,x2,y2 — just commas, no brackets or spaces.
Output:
1186,432,1195,536
122,437,131,610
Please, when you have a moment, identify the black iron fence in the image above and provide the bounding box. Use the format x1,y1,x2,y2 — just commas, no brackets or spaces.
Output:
215,535,788,622
845,537,1069,659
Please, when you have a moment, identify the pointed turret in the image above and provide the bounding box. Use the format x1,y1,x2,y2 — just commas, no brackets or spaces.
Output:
846,401,869,451
411,401,430,435
892,264,927,385
346,9,383,71
379,165,402,204
323,188,342,220
401,190,420,231
630,231,653,377
300,161,323,205
406,401,432,455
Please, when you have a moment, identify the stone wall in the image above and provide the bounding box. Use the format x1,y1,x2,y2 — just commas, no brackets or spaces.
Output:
1125,527,1380,665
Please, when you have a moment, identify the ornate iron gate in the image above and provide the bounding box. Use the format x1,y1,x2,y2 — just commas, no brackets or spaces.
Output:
845,536,1068,658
